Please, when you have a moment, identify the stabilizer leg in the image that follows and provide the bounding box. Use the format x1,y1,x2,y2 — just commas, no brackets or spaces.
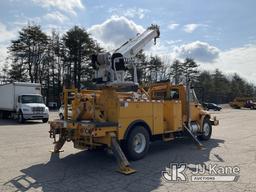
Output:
110,133,136,175
49,126,66,153
184,125,203,149
50,137,66,153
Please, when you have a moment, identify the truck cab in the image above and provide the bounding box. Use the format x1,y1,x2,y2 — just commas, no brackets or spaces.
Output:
148,82,205,124
17,94,49,123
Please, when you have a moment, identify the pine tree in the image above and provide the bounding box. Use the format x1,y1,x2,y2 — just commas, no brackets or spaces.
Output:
62,26,102,89
183,58,199,81
133,50,148,84
8,61,27,82
147,55,163,82
169,59,183,84
8,24,48,83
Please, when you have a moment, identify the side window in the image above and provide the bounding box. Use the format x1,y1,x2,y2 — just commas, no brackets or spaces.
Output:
169,89,179,100
18,96,21,103
154,91,166,99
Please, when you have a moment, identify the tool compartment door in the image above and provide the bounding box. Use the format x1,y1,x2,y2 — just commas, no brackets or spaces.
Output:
153,102,164,135
163,101,182,132
118,102,154,139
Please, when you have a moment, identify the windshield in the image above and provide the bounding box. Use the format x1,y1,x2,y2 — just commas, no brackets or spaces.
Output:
21,95,44,104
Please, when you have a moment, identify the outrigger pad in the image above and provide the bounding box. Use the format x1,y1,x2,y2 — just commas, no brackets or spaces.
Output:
49,149,64,153
117,166,136,175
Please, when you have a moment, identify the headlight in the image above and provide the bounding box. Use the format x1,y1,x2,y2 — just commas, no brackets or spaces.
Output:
22,108,30,112
45,107,49,112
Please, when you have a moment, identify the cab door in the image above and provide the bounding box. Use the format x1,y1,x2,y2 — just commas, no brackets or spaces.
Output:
189,89,202,121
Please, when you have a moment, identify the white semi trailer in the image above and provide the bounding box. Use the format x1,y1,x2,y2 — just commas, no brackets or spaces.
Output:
0,82,49,123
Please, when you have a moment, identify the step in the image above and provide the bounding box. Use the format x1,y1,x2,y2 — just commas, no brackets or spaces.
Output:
162,132,174,142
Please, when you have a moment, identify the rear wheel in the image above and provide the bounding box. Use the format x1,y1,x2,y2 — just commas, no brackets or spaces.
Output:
198,118,212,140
124,126,150,161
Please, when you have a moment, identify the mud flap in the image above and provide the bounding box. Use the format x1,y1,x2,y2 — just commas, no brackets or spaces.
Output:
110,133,136,175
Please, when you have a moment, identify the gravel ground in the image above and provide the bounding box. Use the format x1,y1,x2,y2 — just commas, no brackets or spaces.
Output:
0,108,256,192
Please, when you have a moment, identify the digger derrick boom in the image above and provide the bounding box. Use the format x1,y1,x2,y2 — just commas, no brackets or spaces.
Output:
91,25,160,85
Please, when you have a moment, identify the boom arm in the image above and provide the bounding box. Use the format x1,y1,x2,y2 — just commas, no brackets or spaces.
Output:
114,25,160,58
92,24,160,86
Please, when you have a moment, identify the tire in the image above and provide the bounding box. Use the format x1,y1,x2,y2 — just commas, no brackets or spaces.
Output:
59,113,64,120
42,118,49,123
124,126,150,161
198,118,212,141
18,112,24,123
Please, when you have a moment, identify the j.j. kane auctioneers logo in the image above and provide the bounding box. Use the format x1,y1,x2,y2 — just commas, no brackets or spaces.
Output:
162,163,240,182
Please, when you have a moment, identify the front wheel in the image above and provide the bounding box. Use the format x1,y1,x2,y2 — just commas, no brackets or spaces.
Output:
59,113,64,120
198,118,212,140
42,118,49,123
18,112,24,123
124,126,150,161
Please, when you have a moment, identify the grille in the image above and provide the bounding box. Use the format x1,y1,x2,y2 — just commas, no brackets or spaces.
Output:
32,107,44,113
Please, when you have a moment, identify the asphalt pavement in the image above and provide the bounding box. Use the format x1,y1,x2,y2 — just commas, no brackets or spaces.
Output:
0,108,255,192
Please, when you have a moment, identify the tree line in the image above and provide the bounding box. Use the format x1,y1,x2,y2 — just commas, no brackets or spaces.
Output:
169,59,256,103
0,24,255,105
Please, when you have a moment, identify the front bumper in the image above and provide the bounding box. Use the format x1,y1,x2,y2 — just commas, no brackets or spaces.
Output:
23,113,49,120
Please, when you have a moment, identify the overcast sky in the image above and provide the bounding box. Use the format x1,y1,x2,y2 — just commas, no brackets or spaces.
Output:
0,0,256,83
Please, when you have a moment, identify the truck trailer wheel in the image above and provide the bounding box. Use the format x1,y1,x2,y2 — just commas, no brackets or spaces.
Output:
18,112,24,123
42,118,49,123
125,126,150,161
198,118,212,141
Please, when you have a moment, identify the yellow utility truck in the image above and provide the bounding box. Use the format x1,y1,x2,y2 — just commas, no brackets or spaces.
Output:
49,25,219,174
230,97,256,109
